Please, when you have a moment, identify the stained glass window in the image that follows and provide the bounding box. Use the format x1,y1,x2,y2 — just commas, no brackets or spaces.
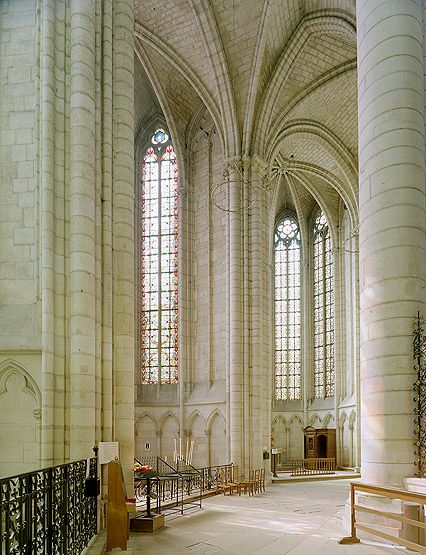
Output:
274,217,301,400
140,130,178,384
313,211,334,398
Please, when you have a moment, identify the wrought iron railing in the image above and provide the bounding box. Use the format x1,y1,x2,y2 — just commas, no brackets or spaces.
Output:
291,457,335,476
133,460,233,515
0,458,97,555
413,311,426,477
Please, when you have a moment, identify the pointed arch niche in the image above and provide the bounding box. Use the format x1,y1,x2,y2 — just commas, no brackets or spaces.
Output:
0,360,41,475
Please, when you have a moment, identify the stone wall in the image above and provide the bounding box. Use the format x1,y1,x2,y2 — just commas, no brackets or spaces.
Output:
0,0,40,477
0,0,135,495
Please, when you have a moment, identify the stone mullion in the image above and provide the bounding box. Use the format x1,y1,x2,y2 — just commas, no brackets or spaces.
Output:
112,0,135,495
69,0,97,460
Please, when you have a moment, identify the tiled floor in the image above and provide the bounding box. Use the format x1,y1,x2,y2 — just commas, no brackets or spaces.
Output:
106,480,407,554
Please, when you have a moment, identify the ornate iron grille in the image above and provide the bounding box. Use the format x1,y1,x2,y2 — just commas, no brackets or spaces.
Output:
134,462,234,516
413,312,426,477
0,458,97,555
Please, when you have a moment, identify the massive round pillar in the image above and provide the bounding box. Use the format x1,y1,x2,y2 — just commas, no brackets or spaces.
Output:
357,0,426,485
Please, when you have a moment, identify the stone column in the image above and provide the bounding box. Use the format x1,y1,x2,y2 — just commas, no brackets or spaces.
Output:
248,158,270,472
357,0,426,486
39,0,57,467
228,160,244,472
69,0,97,459
112,0,135,495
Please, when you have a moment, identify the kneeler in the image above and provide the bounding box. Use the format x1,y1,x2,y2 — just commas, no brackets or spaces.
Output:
106,460,128,552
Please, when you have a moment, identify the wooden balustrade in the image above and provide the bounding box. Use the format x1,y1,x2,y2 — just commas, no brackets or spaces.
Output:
340,482,426,554
291,457,335,476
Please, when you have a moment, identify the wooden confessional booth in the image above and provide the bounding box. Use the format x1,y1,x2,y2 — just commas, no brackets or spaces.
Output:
303,426,336,461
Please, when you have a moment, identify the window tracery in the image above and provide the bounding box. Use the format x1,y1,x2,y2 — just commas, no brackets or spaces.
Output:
274,217,301,400
313,212,334,398
140,129,178,384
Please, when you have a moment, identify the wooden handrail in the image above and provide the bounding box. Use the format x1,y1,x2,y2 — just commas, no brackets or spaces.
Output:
340,481,426,554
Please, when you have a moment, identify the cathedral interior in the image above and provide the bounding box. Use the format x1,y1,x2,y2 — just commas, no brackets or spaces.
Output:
1,0,426,552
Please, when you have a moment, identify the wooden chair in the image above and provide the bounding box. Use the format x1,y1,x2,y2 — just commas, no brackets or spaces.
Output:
252,469,261,495
237,469,255,496
223,465,240,495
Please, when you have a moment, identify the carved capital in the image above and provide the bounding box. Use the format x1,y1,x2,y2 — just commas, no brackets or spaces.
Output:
33,408,41,420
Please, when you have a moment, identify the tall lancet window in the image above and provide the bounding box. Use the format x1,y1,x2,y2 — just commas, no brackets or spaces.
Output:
274,217,301,400
313,211,334,398
140,128,179,384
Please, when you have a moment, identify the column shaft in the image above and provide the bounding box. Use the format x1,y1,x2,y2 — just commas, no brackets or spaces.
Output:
357,0,426,485
69,0,97,459
112,0,135,495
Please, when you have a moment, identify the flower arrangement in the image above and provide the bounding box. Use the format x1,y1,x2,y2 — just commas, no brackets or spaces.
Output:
133,464,157,478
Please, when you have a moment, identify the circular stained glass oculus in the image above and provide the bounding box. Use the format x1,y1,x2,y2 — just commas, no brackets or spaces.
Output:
152,128,168,144
276,218,299,241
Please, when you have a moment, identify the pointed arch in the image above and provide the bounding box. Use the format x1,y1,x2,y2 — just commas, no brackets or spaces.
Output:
186,410,207,433
134,23,224,157
274,213,302,401
135,412,159,436
0,359,41,406
289,415,303,426
138,125,179,385
323,413,335,428
272,414,288,427
269,120,358,224
242,0,272,152
253,11,356,155
0,360,41,474
339,411,348,427
187,0,240,157
159,411,180,431
207,409,226,432
134,39,186,185
309,413,322,427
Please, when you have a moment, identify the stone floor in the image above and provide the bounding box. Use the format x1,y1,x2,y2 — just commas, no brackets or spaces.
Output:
272,470,361,483
106,479,410,554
